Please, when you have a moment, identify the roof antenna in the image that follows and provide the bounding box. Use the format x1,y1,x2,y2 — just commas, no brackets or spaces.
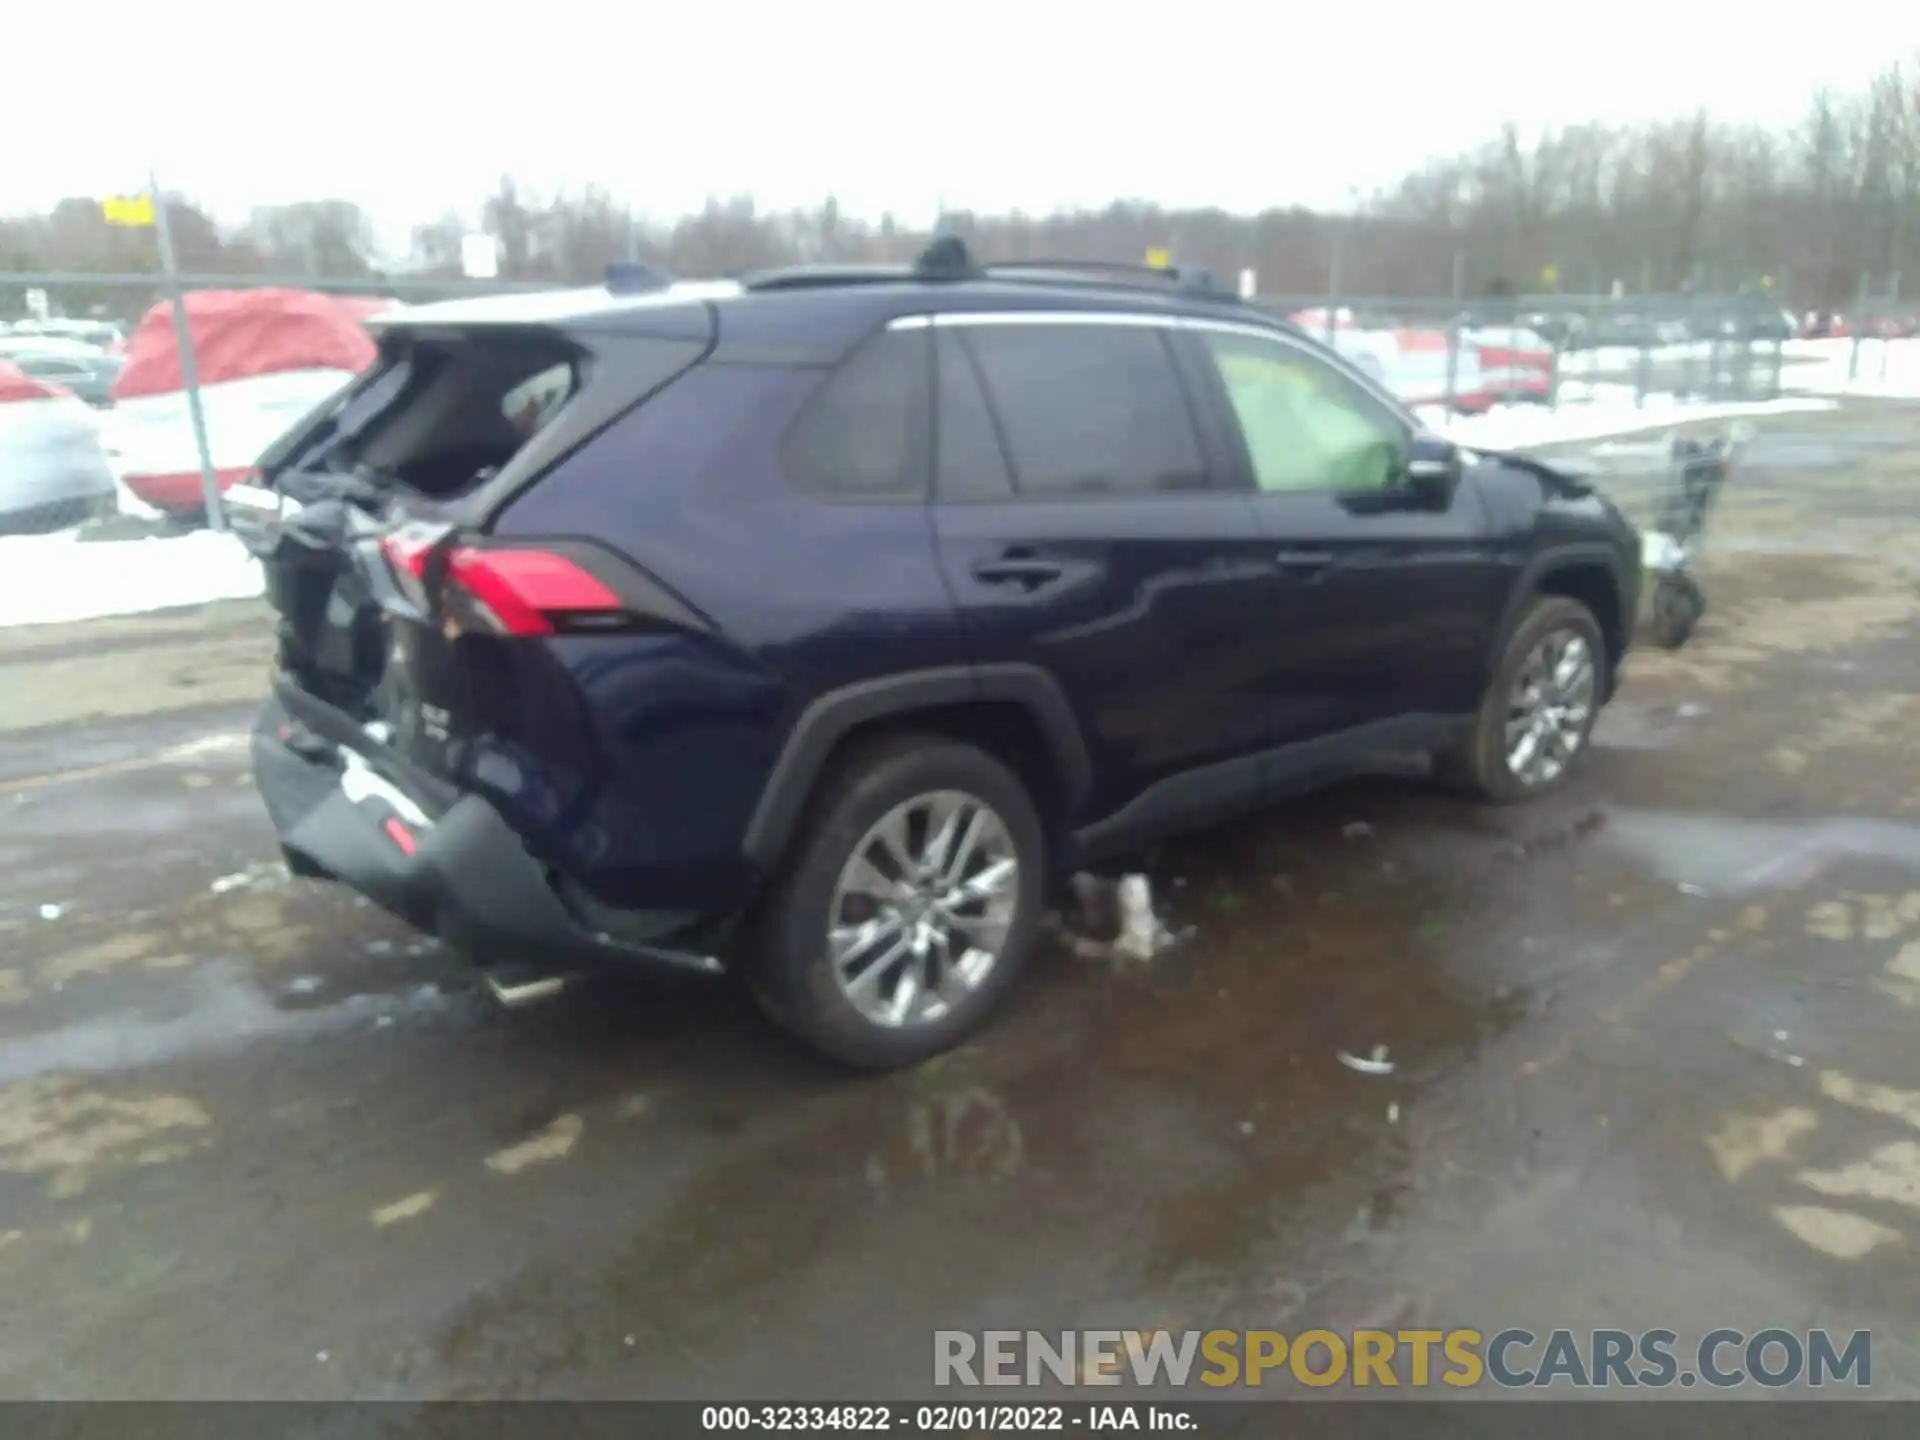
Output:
915,234,976,280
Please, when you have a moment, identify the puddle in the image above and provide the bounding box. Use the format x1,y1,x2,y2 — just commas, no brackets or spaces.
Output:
0,962,453,1084
1601,810,1920,894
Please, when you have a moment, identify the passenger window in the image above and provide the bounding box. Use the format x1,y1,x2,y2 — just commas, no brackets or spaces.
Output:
784,328,930,501
1202,333,1407,494
962,324,1208,498
935,331,1015,501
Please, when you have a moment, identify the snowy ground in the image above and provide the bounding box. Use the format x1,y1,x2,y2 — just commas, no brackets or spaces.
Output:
1419,387,1837,451
0,527,263,629
1775,336,1920,399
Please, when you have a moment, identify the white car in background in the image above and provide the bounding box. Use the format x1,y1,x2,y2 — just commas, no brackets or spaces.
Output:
0,360,118,533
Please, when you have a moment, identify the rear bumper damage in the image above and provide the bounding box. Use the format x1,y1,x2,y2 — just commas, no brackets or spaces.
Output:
251,688,723,984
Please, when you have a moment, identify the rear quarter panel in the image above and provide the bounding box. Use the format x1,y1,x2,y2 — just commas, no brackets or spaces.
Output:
485,361,966,912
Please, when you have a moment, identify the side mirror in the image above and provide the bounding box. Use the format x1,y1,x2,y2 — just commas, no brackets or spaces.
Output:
1402,432,1461,503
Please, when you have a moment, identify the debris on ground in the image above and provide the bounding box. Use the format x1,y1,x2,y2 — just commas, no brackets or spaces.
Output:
1339,1045,1396,1076
1113,875,1172,961
209,861,288,896
38,903,64,921
1678,881,1710,897
1678,702,1709,719
1342,822,1374,840
1387,1102,1401,1124
1727,1031,1807,1069
1059,872,1180,963
286,975,323,996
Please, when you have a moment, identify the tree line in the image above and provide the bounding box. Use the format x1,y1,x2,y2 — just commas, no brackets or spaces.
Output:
3,59,1916,317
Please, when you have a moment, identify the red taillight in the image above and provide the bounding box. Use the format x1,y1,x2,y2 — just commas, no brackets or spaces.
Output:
444,547,623,637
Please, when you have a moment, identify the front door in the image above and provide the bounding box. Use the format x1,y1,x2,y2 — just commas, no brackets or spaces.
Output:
1180,325,1507,732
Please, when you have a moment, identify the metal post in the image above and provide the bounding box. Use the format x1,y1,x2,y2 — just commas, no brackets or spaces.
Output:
1443,249,1465,413
1847,271,1868,384
1324,228,1341,346
151,174,223,531
1883,273,1901,381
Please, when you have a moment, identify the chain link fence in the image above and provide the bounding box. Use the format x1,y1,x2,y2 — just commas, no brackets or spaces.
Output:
1,265,1913,534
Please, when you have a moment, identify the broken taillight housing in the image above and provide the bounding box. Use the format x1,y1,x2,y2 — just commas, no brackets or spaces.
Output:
380,529,629,637
443,547,624,637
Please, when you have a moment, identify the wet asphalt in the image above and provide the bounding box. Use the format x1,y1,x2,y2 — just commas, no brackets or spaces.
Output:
5,402,1920,1401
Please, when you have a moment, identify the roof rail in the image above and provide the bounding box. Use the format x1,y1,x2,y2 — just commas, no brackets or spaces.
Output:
605,261,675,295
983,258,1239,301
737,238,1244,302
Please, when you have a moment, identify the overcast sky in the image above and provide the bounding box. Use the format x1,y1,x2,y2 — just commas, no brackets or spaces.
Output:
8,1,1911,234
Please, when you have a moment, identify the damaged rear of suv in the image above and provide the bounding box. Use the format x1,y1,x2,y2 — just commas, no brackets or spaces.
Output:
237,280,740,990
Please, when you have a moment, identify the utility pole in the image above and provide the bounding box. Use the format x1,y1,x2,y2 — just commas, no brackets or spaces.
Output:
150,172,223,530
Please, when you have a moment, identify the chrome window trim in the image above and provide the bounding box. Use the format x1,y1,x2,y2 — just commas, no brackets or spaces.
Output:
886,309,1411,417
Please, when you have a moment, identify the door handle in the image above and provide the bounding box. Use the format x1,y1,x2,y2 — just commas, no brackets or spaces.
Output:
1273,549,1336,579
972,555,1065,591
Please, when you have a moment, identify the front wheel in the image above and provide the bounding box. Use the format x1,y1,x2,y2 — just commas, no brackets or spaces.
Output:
746,736,1047,1069
1435,596,1605,803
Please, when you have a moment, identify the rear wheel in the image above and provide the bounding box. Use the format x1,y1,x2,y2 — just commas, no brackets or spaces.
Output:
747,736,1047,1069
1436,596,1604,803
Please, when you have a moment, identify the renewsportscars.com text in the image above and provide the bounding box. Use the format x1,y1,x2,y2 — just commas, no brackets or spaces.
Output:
933,1327,1872,1390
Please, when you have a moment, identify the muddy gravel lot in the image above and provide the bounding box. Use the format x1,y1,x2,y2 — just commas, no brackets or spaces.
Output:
4,401,1920,1402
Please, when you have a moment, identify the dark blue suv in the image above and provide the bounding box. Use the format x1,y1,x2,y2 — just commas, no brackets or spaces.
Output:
238,241,1641,1067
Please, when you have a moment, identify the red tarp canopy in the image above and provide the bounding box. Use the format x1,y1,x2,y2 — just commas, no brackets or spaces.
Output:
112,288,383,401
0,359,65,403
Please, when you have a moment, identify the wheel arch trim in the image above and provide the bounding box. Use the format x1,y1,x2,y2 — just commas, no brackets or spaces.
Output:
740,664,1092,870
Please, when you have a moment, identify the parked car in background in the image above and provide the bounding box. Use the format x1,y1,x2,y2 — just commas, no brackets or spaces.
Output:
236,242,1642,1068
1586,313,1664,349
108,288,387,518
1861,315,1915,339
0,360,118,533
8,318,127,352
1,346,125,407
1522,313,1588,350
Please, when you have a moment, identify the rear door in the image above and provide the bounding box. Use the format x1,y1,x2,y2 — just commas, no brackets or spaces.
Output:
1182,323,1506,728
926,313,1277,829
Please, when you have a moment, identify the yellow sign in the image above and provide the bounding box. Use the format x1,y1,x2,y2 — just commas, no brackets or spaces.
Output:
1145,247,1171,269
1540,263,1559,288
101,194,155,227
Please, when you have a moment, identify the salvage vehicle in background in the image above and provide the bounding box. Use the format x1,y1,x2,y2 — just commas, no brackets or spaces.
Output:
0,359,118,533
234,243,1643,1068
0,343,125,408
107,289,388,519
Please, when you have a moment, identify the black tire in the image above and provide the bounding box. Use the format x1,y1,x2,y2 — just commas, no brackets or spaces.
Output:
745,734,1048,1069
1648,573,1705,649
1434,596,1606,804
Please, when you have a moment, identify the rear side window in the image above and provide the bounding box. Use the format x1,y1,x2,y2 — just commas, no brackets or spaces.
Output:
961,324,1208,497
784,328,929,501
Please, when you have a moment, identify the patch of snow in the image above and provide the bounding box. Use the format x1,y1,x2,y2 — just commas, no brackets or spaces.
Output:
1418,390,1835,451
0,528,262,628
1779,337,1920,400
